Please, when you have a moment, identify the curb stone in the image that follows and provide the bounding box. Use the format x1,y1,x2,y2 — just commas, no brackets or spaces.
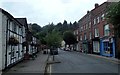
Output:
87,54,120,64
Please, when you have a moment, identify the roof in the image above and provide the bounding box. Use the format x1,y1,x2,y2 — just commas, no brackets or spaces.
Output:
78,2,113,23
15,18,28,29
0,8,14,20
0,8,24,27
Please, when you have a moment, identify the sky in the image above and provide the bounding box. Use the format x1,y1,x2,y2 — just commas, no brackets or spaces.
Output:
0,0,108,27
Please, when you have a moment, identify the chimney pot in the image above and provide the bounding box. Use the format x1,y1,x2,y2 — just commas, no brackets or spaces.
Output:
95,3,99,8
87,10,90,14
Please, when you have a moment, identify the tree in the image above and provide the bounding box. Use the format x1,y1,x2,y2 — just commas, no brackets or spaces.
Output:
106,1,120,59
63,31,77,46
62,20,68,32
73,21,79,29
31,23,42,34
37,31,47,45
44,30,62,48
106,2,120,38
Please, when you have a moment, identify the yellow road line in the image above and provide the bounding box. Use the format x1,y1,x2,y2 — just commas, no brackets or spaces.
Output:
49,65,51,74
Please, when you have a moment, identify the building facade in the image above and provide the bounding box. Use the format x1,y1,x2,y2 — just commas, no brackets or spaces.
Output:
0,8,41,70
74,28,80,51
0,8,26,70
78,10,92,53
78,2,116,57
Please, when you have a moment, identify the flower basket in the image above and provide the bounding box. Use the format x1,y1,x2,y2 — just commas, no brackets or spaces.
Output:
34,44,37,47
8,36,19,46
22,41,27,46
31,42,35,46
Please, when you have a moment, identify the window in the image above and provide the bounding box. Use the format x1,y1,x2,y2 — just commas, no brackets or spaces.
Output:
93,41,100,53
77,36,78,41
84,33,87,40
7,20,10,30
81,26,83,32
76,30,78,35
84,25,85,30
74,31,75,35
89,32,92,39
86,24,88,29
103,42,110,54
97,17,100,23
101,14,105,21
89,22,91,28
104,24,109,36
80,27,83,31
10,21,13,30
13,23,17,32
95,28,99,37
94,18,96,25
80,36,82,41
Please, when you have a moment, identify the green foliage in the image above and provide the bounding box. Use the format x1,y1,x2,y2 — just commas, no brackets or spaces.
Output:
106,2,120,38
31,23,42,33
30,20,79,46
63,31,77,45
44,30,62,48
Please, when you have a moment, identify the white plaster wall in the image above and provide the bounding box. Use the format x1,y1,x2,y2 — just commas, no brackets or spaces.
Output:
0,11,7,70
2,14,7,70
0,11,3,71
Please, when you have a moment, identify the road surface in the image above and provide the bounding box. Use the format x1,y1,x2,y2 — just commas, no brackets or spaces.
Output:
48,50,119,75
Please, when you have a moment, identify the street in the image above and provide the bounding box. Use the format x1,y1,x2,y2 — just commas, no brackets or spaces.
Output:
48,50,119,74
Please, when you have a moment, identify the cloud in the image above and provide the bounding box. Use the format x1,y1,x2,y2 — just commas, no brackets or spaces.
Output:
0,0,107,27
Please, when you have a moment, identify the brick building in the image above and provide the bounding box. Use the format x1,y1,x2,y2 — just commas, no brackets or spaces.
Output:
73,28,79,51
78,2,116,57
78,10,92,53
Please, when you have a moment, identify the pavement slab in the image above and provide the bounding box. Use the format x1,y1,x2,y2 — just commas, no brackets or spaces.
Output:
2,52,49,74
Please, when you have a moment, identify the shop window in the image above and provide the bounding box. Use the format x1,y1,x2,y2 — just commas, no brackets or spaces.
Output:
103,42,110,54
93,41,100,53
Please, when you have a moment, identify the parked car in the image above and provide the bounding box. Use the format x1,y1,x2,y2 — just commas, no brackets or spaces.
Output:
64,47,70,51
50,48,58,55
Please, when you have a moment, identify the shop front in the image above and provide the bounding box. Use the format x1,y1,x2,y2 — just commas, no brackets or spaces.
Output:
82,40,88,53
100,37,115,57
92,37,100,55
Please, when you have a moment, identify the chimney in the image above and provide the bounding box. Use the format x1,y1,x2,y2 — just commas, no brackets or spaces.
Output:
95,3,99,8
87,10,90,14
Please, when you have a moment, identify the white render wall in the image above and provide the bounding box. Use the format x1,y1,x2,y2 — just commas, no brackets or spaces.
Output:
0,10,26,70
0,10,3,71
0,11,7,70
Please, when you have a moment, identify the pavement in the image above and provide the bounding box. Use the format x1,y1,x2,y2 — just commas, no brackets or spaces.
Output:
66,50,120,64
87,54,120,64
2,51,49,75
0,70,2,75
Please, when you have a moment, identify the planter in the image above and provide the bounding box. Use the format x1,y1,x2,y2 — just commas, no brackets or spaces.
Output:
8,36,19,46
31,42,35,46
22,41,27,46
